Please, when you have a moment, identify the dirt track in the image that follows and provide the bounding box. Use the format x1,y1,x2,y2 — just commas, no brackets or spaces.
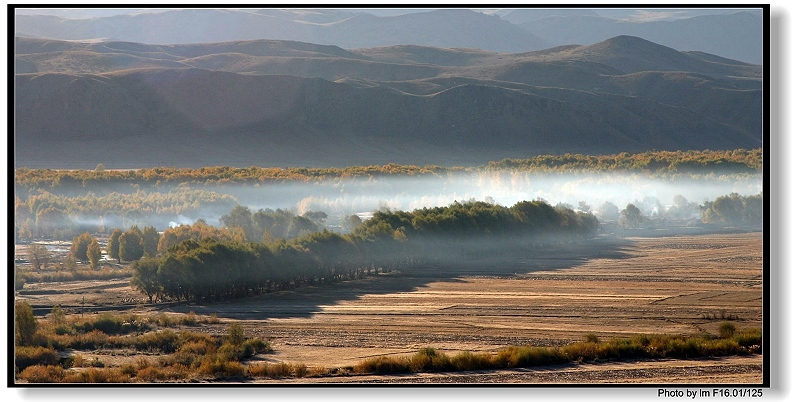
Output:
16,232,764,384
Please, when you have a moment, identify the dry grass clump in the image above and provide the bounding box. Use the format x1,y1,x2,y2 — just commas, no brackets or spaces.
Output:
352,329,763,376
20,365,132,383
62,367,132,383
18,365,66,383
197,359,246,377
15,346,59,372
248,362,309,378
135,364,191,382
14,311,273,383
495,346,567,368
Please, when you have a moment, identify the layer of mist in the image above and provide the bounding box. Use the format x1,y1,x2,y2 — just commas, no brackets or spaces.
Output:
217,171,763,229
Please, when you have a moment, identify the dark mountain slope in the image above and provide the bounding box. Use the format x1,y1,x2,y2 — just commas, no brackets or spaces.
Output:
14,68,761,168
13,35,762,169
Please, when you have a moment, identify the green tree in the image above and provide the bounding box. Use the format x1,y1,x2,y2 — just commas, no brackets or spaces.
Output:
287,215,319,239
107,228,122,263
87,238,102,269
226,322,246,346
667,194,700,220
703,193,744,225
18,219,34,242
141,226,161,258
343,214,363,233
70,232,95,263
302,211,328,228
742,193,763,227
119,226,144,262
15,300,38,346
220,205,257,241
619,204,643,229
596,201,620,222
130,258,162,303
26,243,50,270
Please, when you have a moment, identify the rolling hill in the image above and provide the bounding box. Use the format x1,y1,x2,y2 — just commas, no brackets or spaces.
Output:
13,36,762,169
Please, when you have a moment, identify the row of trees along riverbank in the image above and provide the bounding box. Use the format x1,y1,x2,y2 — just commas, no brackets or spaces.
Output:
131,200,598,303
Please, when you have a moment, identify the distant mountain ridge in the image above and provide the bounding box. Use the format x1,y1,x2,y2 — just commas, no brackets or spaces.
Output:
13,36,762,169
14,7,763,63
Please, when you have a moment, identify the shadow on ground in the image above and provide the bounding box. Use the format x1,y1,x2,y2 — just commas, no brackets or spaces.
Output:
165,235,636,320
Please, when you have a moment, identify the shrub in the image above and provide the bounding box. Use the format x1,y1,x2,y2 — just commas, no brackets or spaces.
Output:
54,329,109,349
249,362,292,378
242,338,271,355
119,364,137,377
63,368,131,383
134,330,179,353
136,364,189,382
163,351,193,368
15,346,60,372
18,365,65,383
49,305,68,327
293,363,309,378
91,313,123,334
136,366,166,382
596,338,645,360
178,311,200,326
698,338,741,356
178,340,217,356
71,353,86,368
409,347,439,371
216,343,244,362
450,351,492,371
226,322,245,346
353,356,410,374
15,275,26,290
306,366,331,377
494,346,567,368
561,342,599,362
150,313,175,327
197,358,246,377
662,338,702,358
734,328,762,350
135,356,153,370
159,364,191,381
406,348,457,372
719,322,737,338
177,330,216,346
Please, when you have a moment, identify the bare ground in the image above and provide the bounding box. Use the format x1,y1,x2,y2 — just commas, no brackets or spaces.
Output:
15,232,764,384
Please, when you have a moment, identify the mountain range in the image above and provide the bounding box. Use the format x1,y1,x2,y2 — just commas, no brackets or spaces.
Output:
13,33,762,169
14,7,764,63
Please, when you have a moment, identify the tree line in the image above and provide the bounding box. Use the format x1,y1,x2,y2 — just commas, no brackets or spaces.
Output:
15,149,761,192
14,189,237,241
485,149,762,174
130,199,600,303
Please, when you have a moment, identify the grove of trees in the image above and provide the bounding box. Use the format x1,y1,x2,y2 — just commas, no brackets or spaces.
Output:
131,200,600,304
701,192,763,227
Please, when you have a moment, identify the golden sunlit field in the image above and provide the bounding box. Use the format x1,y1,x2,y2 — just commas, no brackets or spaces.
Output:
15,232,763,384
